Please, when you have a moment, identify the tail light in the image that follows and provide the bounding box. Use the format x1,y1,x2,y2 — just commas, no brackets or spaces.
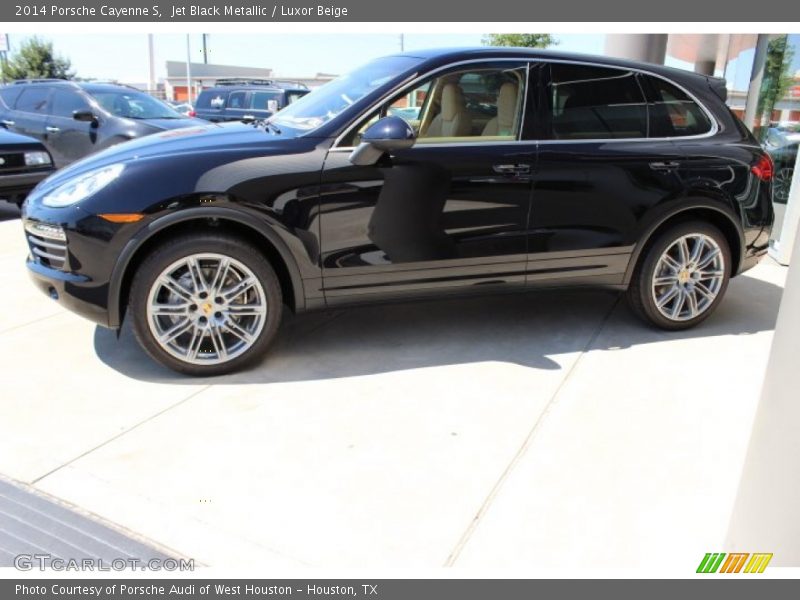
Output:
751,153,774,181
188,110,196,118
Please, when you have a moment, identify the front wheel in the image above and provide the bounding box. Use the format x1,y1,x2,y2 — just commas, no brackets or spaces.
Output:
627,221,731,330
129,234,283,376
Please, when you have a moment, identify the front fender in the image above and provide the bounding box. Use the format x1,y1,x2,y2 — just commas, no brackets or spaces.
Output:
106,204,311,328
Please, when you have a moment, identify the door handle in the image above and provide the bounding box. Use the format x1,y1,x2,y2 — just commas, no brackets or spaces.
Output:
1,119,15,127
45,126,60,133
493,163,531,175
649,161,680,170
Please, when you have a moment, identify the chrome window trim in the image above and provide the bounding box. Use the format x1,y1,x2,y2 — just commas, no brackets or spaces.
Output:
331,55,719,151
540,57,719,143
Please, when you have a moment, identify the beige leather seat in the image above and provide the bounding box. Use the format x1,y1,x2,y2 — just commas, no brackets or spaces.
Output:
482,82,519,136
424,83,472,138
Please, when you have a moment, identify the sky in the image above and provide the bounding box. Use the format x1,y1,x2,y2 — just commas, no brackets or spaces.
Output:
4,32,799,92
2,33,606,82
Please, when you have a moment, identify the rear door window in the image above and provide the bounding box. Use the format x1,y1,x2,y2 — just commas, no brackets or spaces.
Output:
227,91,247,110
51,89,91,118
545,63,647,140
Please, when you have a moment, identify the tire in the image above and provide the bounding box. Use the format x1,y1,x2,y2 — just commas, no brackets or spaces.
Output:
129,233,283,376
774,167,794,203
627,221,731,330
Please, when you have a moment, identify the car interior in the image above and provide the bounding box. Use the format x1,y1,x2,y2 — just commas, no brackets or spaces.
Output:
345,67,525,147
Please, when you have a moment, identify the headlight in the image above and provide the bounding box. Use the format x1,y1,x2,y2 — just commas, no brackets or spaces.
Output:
42,163,125,208
24,151,52,166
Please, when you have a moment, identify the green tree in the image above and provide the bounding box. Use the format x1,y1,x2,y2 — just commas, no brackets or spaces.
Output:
482,33,557,48
756,36,795,131
1,36,74,81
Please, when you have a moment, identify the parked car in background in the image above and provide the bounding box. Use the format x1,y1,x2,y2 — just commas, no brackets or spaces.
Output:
169,101,195,117
193,79,310,122
21,48,774,375
763,126,799,204
0,80,203,167
387,105,421,121
0,128,54,206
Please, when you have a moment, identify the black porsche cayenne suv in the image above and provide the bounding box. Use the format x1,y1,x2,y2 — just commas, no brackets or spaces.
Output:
21,48,773,376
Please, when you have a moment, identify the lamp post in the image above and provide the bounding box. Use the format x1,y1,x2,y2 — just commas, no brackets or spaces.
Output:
185,34,192,104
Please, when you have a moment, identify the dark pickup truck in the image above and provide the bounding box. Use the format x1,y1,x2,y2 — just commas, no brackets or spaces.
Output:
0,128,54,206
192,79,310,122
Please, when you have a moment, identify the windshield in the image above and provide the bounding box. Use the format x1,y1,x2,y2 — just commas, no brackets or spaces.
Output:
271,56,421,132
89,89,184,119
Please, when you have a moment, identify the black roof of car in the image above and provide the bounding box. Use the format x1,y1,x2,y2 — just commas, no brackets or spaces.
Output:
9,79,146,93
394,47,725,93
199,81,309,93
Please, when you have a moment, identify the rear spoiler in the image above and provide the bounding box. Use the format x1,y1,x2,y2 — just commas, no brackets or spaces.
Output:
706,76,728,102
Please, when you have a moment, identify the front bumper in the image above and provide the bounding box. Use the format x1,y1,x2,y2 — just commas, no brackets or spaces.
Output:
22,205,140,329
26,258,111,326
0,169,53,204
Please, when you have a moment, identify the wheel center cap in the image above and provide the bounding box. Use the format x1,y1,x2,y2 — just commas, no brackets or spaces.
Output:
678,270,690,284
202,302,214,315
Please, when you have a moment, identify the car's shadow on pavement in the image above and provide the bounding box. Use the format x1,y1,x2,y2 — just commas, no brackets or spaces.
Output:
93,273,785,385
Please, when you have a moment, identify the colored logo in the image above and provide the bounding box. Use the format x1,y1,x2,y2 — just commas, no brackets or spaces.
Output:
697,552,773,573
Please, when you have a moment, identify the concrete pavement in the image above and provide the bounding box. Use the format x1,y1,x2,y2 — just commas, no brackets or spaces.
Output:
0,215,787,570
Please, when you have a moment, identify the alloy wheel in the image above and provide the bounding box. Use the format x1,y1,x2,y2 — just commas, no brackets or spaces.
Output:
650,233,725,322
146,253,268,365
774,167,794,203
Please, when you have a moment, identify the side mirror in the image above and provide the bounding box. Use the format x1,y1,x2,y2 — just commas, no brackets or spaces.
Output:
349,116,416,166
73,109,97,123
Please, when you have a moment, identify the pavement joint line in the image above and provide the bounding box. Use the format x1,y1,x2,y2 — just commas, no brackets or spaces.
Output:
443,293,623,567
0,311,66,336
30,384,213,485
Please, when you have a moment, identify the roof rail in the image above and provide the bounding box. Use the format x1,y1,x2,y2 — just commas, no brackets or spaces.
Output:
81,80,141,91
215,78,275,87
271,80,309,89
12,78,70,85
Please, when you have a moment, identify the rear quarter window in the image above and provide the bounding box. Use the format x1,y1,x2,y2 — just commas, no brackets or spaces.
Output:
547,63,648,140
15,87,52,114
644,75,713,137
196,90,229,109
0,86,23,109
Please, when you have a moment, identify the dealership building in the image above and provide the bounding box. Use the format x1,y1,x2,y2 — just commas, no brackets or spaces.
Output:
162,60,337,101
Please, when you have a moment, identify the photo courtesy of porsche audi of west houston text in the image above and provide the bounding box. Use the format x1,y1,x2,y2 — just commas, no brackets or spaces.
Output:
15,583,373,596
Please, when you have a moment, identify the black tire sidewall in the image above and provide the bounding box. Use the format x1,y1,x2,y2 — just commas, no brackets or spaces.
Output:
129,234,283,376
631,221,732,330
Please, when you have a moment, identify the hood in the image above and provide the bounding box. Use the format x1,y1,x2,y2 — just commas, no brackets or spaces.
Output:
0,128,47,148
138,117,208,131
39,121,302,191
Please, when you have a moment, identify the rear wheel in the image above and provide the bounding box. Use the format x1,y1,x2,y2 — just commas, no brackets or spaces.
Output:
129,234,282,375
774,166,794,203
627,221,731,330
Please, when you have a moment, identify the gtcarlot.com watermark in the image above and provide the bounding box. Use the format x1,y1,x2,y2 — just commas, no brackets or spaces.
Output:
14,554,194,571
